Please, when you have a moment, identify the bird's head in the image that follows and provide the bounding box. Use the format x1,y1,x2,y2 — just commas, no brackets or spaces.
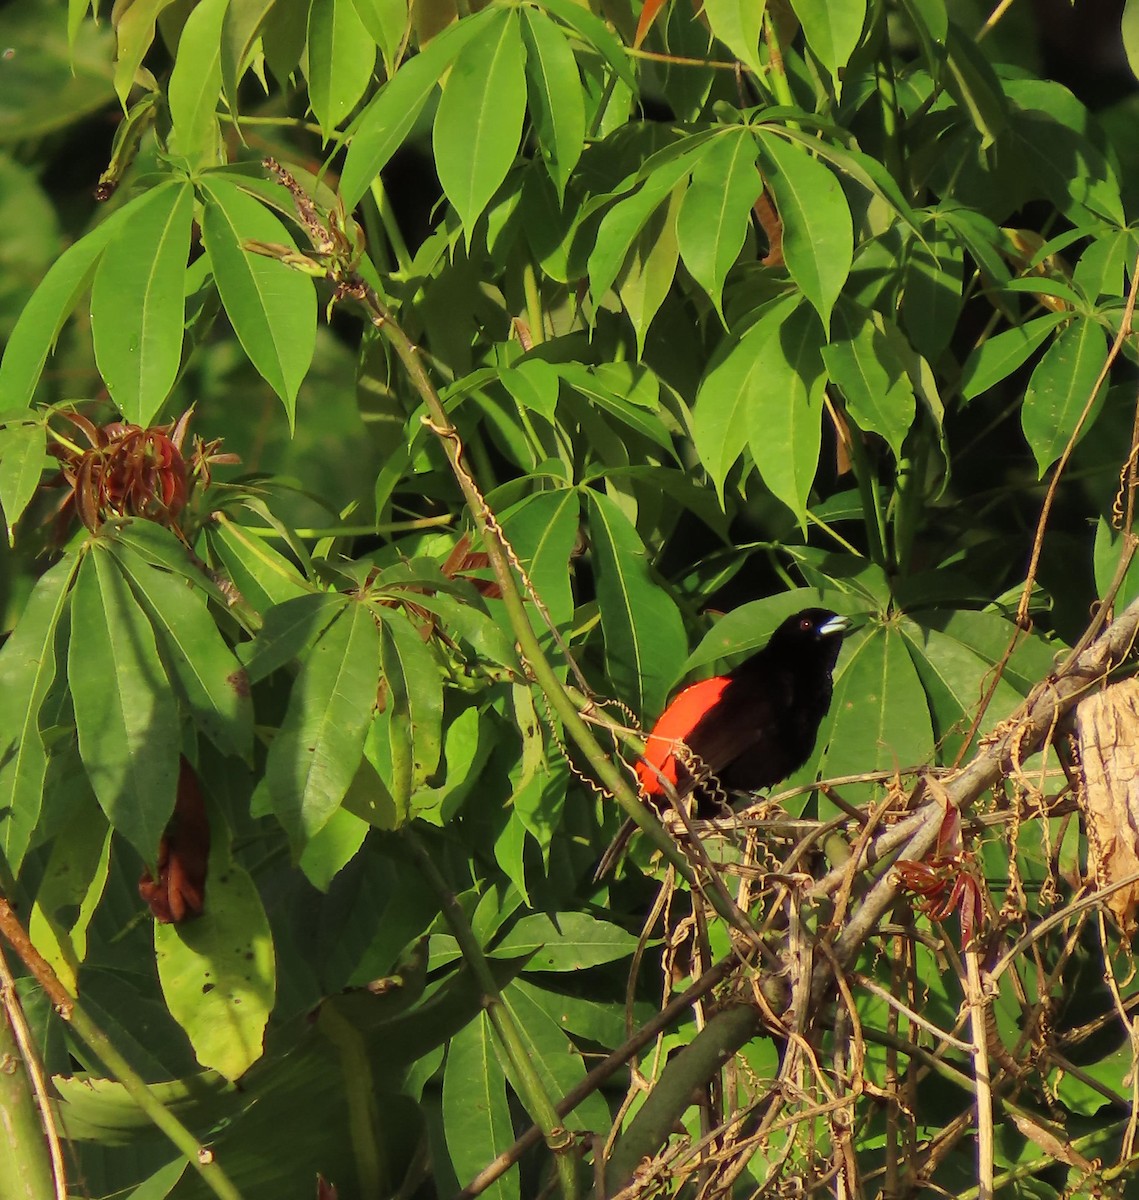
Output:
768,608,851,669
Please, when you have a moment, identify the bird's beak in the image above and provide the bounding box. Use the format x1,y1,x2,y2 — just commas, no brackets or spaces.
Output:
820,615,851,637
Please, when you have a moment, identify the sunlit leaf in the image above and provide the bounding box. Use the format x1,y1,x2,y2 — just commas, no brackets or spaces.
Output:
91,180,193,425
200,176,317,426
155,831,275,1081
306,0,376,137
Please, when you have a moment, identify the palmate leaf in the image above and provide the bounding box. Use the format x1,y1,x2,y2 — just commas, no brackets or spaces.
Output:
959,311,1068,401
618,183,683,355
586,489,686,719
377,608,443,790
702,0,763,74
433,8,527,240
492,911,639,969
788,0,867,75
266,600,380,845
207,515,312,614
68,547,180,863
500,489,580,631
90,179,194,426
816,625,935,813
200,176,317,427
166,0,225,164
0,554,79,877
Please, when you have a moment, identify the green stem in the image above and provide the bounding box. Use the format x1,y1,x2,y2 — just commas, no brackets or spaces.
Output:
762,10,796,110
522,260,546,345
369,178,412,275
0,971,56,1200
842,410,889,568
405,834,578,1200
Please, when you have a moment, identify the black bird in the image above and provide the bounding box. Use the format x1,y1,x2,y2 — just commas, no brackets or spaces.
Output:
596,608,850,878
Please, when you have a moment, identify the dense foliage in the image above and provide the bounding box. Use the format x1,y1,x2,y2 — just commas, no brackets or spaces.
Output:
4,0,1139,1196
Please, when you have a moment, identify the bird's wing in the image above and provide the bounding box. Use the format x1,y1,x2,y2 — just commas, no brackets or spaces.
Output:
635,676,732,797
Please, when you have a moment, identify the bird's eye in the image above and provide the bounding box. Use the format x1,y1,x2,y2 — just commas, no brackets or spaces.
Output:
799,617,813,632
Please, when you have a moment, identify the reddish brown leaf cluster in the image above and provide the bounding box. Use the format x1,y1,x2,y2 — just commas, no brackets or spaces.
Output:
139,757,211,924
45,408,237,538
440,531,502,598
894,808,986,945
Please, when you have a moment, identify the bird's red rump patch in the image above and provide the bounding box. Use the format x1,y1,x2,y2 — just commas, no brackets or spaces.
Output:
635,676,732,796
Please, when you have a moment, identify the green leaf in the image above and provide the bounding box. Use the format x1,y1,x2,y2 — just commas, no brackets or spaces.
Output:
691,293,799,496
155,831,275,1081
1124,0,1139,81
376,608,443,789
306,0,376,137
787,0,866,74
221,0,279,110
817,627,935,797
0,555,79,877
942,21,1009,150
586,489,687,719
207,515,312,614
492,911,639,969
588,154,696,306
959,311,1068,401
350,0,409,73
167,0,226,164
91,180,193,425
500,489,580,630
1021,317,1108,475
112,544,254,762
745,301,827,526
755,130,853,331
200,177,317,425
0,195,143,410
112,0,178,107
539,0,637,90
821,302,915,458
0,420,46,542
433,9,527,239
703,0,762,73
108,519,236,609
68,548,180,861
521,8,585,199
618,182,683,356
267,601,380,844
339,10,494,210
677,129,763,320
28,799,110,994
500,980,610,1130
239,592,348,682
443,1014,518,1200
899,220,963,362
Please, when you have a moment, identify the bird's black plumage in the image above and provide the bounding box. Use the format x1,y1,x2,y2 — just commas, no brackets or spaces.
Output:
596,608,849,878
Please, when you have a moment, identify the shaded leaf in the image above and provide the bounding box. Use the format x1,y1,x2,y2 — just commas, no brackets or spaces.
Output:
68,548,180,862
0,420,46,542
0,555,79,877
266,602,380,844
443,1014,518,1200
493,911,639,969
1022,316,1108,474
